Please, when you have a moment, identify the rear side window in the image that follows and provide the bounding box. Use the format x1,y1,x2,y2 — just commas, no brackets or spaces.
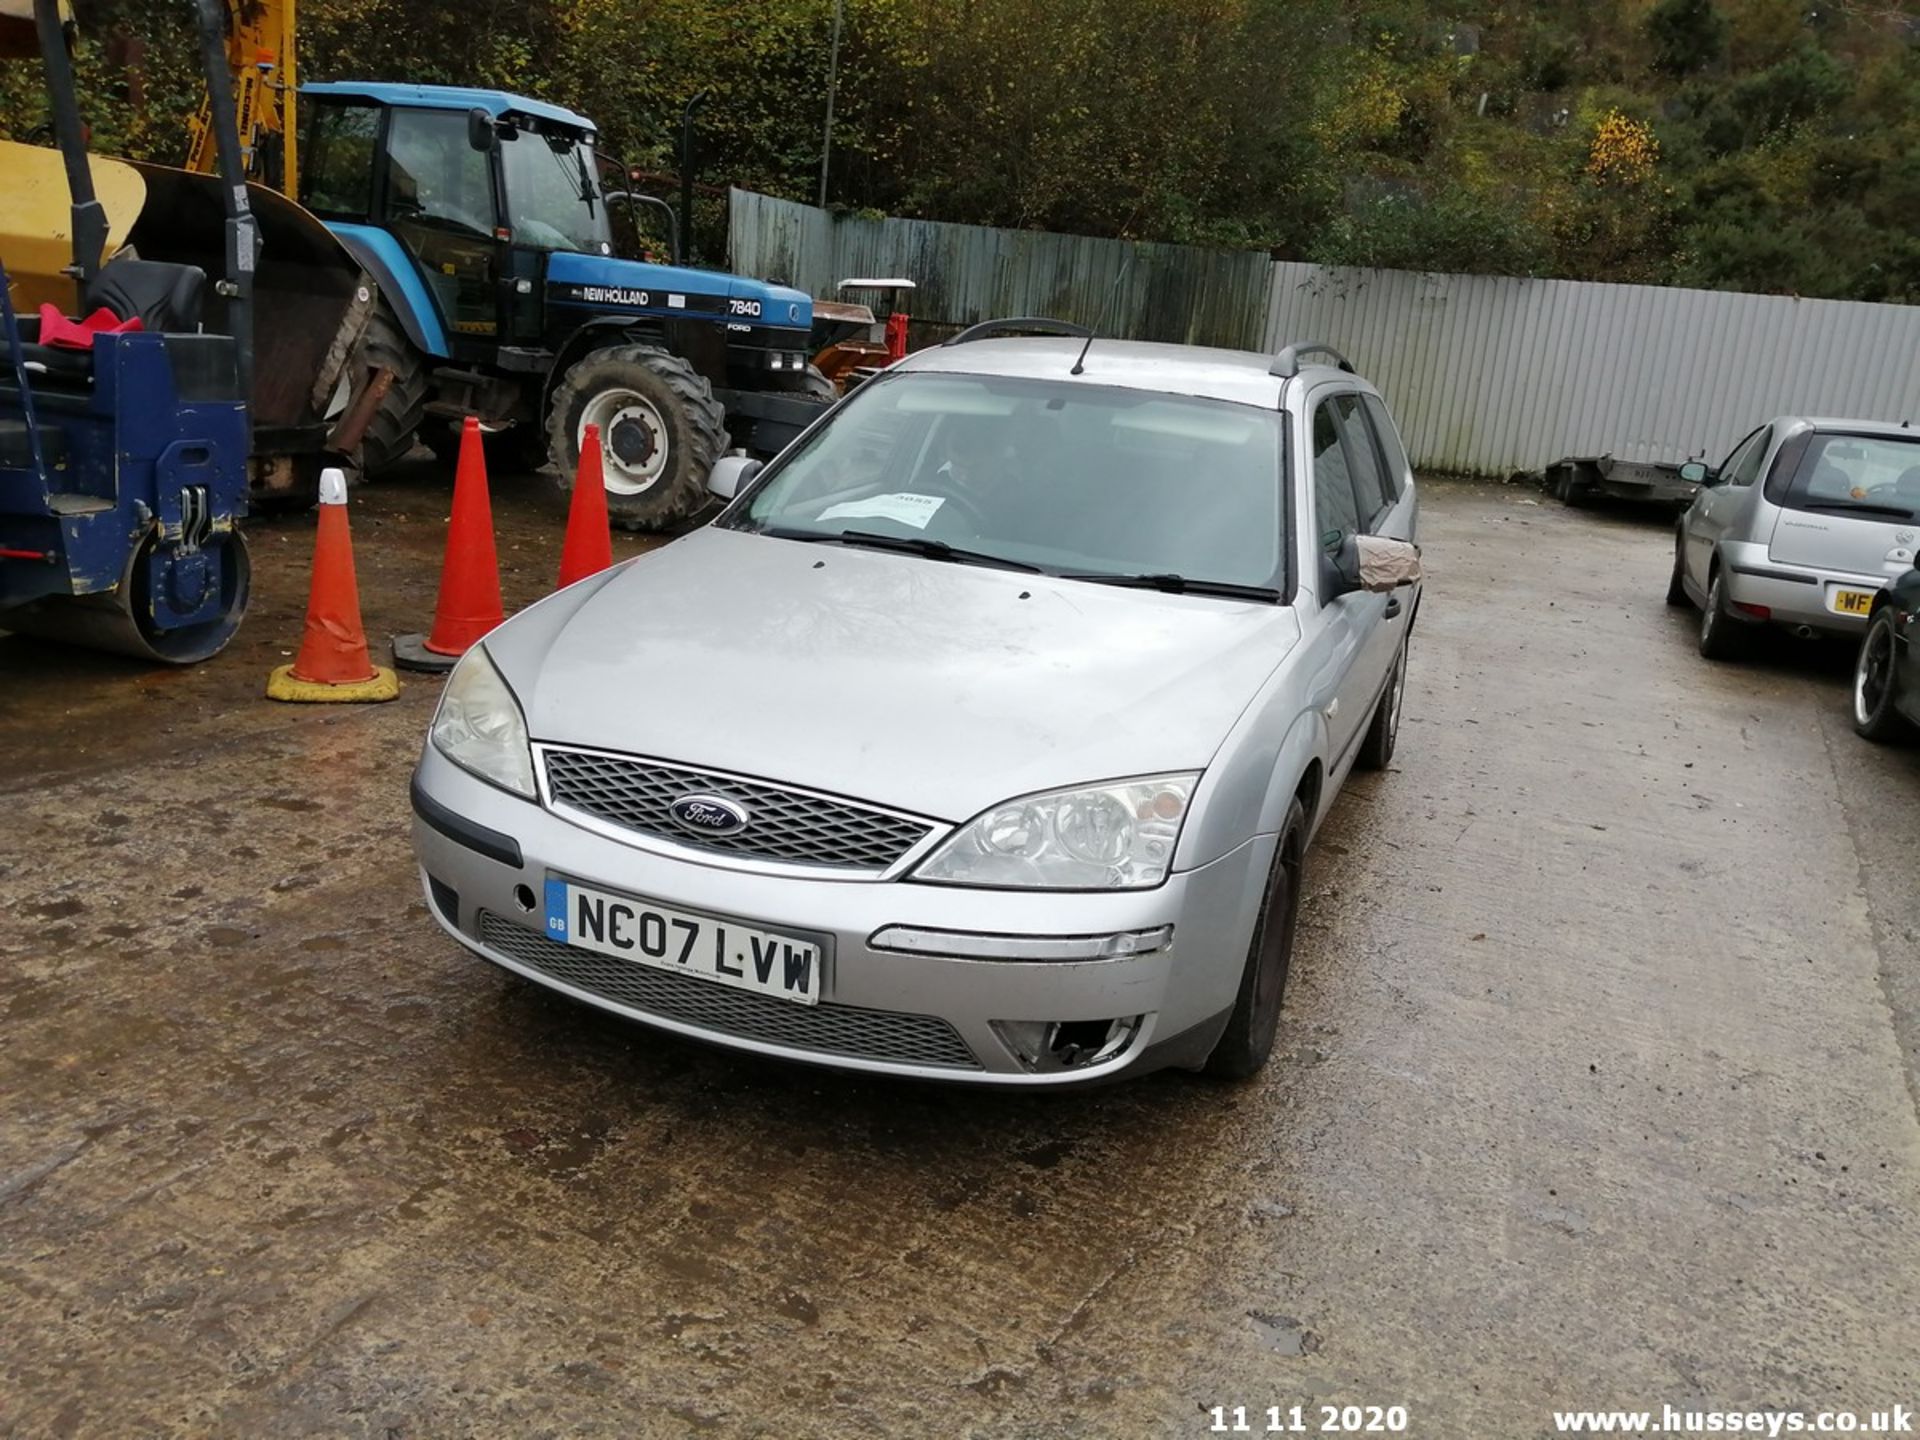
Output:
1311,401,1361,547
300,101,381,219
1334,395,1391,526
1780,433,1920,522
1360,394,1409,501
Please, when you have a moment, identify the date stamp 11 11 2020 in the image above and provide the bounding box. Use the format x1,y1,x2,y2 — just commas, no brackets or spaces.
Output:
1207,1404,1413,1435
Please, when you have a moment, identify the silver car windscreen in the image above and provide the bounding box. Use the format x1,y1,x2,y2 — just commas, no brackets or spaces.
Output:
726,371,1288,591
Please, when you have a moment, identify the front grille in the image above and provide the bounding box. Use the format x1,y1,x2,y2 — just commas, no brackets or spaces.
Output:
478,913,980,1069
541,748,934,872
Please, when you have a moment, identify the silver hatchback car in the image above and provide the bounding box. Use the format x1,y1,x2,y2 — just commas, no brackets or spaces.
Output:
410,328,1422,1086
1668,416,1920,658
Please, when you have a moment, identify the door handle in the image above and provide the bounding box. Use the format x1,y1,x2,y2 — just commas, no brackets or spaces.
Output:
1384,596,1402,619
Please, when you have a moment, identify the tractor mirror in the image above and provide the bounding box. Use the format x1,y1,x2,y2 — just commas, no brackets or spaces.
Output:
467,108,497,152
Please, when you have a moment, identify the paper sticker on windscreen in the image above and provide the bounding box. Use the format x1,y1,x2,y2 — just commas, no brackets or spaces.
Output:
817,492,947,530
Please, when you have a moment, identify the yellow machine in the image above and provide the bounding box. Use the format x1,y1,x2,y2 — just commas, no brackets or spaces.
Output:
184,0,297,191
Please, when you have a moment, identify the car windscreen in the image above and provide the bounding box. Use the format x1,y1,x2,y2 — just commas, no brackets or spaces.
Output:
724,371,1286,591
1780,433,1920,522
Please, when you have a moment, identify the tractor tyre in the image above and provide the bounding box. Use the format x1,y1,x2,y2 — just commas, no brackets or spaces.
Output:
545,345,727,532
355,305,430,477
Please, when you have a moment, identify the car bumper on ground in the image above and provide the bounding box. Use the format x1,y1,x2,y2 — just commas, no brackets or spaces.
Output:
1720,543,1886,635
409,746,1272,1085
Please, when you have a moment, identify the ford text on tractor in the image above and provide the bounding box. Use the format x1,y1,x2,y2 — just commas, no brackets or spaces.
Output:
297,83,828,529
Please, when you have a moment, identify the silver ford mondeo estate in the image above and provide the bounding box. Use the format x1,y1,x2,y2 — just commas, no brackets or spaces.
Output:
410,327,1423,1086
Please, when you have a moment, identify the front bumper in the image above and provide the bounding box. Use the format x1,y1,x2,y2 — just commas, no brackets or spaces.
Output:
409,746,1271,1085
1719,544,1887,634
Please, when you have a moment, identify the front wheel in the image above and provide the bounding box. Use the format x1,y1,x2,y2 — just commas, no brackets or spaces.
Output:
545,346,728,531
1666,527,1691,608
1203,797,1307,1080
1853,607,1914,743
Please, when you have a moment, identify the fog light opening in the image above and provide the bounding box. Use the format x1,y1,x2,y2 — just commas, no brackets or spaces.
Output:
427,875,460,923
992,1015,1145,1073
512,883,537,913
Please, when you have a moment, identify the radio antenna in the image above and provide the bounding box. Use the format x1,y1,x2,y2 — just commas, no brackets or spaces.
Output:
1071,251,1137,375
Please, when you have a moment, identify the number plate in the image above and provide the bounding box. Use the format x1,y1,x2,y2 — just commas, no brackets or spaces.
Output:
544,878,823,1006
1831,588,1876,616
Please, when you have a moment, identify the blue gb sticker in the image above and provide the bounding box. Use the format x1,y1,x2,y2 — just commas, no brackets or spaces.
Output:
544,878,569,941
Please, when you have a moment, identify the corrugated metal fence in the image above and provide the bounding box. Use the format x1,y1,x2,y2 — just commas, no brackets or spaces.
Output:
1266,263,1920,475
729,188,1270,349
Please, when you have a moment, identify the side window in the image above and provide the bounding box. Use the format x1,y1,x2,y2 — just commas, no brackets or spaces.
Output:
300,102,380,219
384,107,497,236
1720,427,1770,488
1311,400,1362,549
1360,394,1409,502
1334,394,1390,526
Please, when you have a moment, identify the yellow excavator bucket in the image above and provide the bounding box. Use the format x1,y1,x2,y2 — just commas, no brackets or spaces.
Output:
0,137,146,313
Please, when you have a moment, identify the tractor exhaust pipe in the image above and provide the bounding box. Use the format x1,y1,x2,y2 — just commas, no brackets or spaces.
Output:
678,89,708,266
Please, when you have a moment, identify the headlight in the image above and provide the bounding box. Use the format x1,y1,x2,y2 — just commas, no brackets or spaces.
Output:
429,645,536,798
912,774,1198,890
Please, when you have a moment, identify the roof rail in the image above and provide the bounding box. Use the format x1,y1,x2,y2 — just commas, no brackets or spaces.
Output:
1270,343,1354,378
943,316,1093,346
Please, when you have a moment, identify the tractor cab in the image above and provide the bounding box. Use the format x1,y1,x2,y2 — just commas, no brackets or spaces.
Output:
299,83,613,354
294,81,826,530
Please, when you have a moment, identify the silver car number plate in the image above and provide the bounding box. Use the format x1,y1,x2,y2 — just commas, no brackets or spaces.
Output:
543,878,822,1006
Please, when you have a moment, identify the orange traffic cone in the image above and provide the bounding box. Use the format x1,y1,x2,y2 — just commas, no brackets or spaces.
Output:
558,422,614,589
393,418,506,673
266,468,399,702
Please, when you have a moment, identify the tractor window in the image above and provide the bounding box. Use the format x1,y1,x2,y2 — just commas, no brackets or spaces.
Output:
384,107,497,237
499,125,611,255
300,101,380,220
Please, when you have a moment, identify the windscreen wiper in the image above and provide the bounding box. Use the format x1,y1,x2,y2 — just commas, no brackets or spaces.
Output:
1059,571,1281,601
1801,500,1916,521
765,526,1044,572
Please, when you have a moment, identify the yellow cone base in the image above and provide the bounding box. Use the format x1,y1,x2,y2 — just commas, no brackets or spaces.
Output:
266,663,400,704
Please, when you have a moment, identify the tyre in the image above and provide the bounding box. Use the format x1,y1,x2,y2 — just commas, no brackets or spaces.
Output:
796,363,838,402
1356,636,1409,771
1203,797,1307,1080
1666,526,1690,607
1697,567,1750,661
1853,607,1914,743
546,345,727,531
354,305,430,477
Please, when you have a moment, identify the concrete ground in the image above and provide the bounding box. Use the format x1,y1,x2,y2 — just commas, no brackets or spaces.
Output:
2,473,1916,1439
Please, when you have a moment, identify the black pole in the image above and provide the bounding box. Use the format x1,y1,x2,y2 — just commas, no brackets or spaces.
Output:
191,0,255,410
678,90,709,267
33,0,105,290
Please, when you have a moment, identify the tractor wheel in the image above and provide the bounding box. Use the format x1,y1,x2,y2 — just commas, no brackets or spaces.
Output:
802,363,837,401
545,345,727,531
354,305,430,477
776,362,837,402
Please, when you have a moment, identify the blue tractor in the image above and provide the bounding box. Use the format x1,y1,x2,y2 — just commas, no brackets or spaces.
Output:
296,82,828,530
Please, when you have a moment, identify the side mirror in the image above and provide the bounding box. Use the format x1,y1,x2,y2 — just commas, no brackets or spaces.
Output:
1353,534,1423,592
707,454,762,501
467,108,497,152
1322,534,1422,599
1679,461,1708,484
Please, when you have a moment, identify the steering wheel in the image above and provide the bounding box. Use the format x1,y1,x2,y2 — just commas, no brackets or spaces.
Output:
930,489,991,539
